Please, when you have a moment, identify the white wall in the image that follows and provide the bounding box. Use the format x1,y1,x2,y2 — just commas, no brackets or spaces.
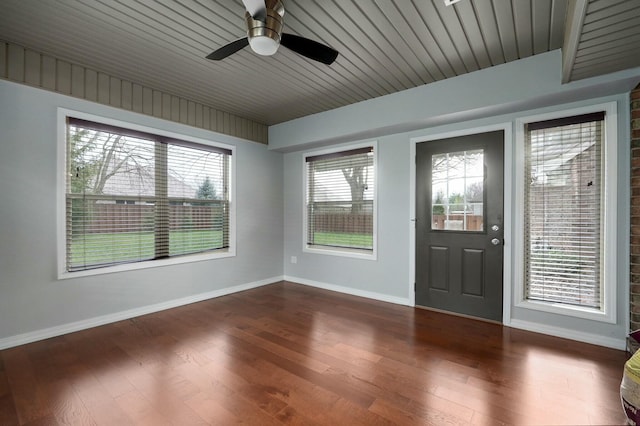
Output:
0,80,284,349
276,50,640,349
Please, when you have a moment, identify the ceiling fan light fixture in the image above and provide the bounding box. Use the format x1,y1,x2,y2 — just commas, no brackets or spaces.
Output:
249,35,279,56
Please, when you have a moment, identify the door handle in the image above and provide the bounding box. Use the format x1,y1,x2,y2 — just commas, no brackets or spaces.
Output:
491,238,501,246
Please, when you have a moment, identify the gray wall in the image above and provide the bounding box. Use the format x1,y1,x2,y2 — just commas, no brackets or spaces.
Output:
0,79,283,348
283,137,411,304
276,50,639,349
270,50,640,152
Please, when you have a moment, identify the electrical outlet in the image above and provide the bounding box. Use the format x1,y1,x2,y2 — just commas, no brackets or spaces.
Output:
290,256,297,264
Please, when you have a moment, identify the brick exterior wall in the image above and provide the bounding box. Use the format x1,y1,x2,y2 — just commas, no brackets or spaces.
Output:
630,84,640,342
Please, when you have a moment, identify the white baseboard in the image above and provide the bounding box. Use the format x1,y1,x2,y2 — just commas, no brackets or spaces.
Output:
284,275,411,306
0,276,283,350
507,318,626,350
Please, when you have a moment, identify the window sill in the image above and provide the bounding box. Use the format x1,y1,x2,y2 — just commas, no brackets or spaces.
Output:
514,299,615,324
58,249,235,280
304,245,377,261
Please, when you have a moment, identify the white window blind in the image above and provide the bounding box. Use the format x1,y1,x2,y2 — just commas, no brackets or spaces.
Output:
66,118,231,272
306,147,374,251
524,112,604,309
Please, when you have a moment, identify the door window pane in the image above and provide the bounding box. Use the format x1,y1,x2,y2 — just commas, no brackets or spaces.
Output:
431,149,484,231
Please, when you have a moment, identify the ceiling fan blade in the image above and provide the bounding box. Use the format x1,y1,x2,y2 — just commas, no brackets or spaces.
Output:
206,38,249,60
241,0,266,20
281,33,338,65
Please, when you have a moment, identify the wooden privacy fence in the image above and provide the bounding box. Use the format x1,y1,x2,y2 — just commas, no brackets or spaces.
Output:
431,214,483,231
75,202,226,233
311,213,373,234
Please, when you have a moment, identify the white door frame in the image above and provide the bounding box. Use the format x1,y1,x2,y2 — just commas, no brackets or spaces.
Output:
409,123,513,324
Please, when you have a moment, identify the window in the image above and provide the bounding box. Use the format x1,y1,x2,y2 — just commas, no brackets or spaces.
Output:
431,149,484,231
64,117,233,273
304,144,376,257
516,103,617,322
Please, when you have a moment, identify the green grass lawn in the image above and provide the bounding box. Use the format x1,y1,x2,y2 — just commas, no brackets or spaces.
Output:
70,230,370,269
69,230,224,267
312,232,373,249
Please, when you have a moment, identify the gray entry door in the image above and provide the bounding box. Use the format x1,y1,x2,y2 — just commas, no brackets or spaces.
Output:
416,131,504,322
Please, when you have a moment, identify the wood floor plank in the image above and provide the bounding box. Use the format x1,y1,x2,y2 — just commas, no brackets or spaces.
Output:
186,378,284,426
272,405,326,426
0,394,20,426
43,379,97,425
0,281,628,425
118,363,209,425
2,347,52,424
228,324,332,374
114,388,173,425
182,391,241,425
204,344,359,423
197,344,339,422
224,332,377,408
368,398,427,425
0,355,20,425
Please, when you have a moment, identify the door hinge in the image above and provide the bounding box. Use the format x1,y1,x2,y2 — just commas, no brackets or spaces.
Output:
414,282,416,292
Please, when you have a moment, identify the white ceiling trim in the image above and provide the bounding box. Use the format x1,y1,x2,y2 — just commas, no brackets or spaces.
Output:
562,0,589,84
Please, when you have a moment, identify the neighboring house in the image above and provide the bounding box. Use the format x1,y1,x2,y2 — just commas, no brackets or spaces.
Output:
82,156,217,234
94,160,198,201
529,144,599,252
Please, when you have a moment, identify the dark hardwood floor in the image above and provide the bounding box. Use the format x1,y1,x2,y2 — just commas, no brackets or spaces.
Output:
0,281,628,425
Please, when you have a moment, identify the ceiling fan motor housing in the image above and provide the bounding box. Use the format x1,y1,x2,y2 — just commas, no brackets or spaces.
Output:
245,0,284,56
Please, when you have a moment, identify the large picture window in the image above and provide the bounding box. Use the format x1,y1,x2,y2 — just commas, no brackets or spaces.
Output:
65,117,232,273
305,145,376,257
516,103,617,323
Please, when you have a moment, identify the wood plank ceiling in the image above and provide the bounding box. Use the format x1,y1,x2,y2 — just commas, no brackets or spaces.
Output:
569,0,640,81
0,0,639,127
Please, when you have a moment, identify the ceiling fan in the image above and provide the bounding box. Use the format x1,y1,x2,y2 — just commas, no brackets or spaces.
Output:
206,0,339,65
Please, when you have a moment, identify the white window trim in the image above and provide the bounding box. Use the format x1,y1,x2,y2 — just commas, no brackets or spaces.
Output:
302,141,378,260
513,102,617,323
56,108,236,280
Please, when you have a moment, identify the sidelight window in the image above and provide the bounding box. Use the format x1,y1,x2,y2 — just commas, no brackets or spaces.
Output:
515,103,617,323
